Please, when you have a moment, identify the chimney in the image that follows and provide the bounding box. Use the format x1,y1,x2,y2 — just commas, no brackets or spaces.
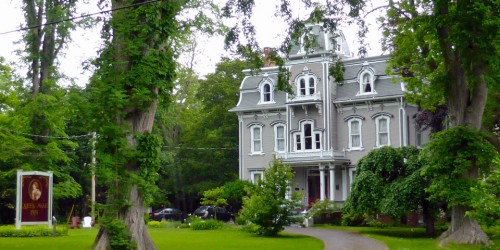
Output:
263,47,276,67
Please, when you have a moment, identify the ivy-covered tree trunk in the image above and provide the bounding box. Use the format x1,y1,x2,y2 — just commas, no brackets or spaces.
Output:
91,0,186,249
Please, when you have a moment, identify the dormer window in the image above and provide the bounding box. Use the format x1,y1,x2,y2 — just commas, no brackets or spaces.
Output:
357,62,377,95
259,80,274,104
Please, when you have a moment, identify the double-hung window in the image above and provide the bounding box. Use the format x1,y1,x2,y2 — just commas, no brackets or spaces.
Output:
348,119,363,149
274,125,285,152
250,125,263,154
375,116,390,147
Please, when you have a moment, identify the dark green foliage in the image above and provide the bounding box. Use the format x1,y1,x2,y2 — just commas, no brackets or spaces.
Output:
421,126,498,207
220,180,253,213
135,133,162,206
240,158,301,237
468,167,500,228
343,146,427,219
157,59,250,210
100,218,135,250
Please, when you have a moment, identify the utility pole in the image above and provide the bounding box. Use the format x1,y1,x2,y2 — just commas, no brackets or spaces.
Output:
90,132,97,225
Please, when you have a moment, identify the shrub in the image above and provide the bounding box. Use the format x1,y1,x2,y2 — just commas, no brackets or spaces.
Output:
0,225,68,237
190,219,224,230
147,220,183,228
239,158,302,236
307,200,342,225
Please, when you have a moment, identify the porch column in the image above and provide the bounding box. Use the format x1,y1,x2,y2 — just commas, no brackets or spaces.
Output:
319,164,326,200
342,167,347,200
329,164,335,201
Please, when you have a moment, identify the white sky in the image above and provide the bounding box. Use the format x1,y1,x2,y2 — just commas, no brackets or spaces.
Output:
0,0,385,87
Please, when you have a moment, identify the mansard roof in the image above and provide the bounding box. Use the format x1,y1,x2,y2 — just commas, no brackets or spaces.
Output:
335,55,404,103
229,69,287,112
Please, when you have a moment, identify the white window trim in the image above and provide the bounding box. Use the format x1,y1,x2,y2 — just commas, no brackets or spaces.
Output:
250,171,264,184
347,118,364,151
250,125,264,155
349,168,356,192
357,70,377,96
294,121,322,152
375,116,391,148
296,75,317,97
274,124,286,153
259,81,275,104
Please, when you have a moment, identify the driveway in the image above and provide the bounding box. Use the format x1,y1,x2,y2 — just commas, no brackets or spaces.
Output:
284,227,388,250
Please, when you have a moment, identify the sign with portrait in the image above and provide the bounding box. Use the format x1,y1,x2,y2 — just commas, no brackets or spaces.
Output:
16,170,53,229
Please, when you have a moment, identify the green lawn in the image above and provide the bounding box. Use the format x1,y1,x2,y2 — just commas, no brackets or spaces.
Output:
318,225,500,250
0,226,323,250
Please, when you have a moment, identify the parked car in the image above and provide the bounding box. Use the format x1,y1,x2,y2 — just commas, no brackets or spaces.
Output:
149,207,184,222
193,206,233,222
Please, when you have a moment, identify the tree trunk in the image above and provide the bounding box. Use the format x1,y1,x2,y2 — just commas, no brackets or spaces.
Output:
94,97,159,249
438,205,491,246
422,199,435,236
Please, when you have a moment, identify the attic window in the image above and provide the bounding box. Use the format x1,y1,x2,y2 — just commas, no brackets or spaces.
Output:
357,63,377,95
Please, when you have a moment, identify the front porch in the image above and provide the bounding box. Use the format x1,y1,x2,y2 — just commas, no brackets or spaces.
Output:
290,163,355,208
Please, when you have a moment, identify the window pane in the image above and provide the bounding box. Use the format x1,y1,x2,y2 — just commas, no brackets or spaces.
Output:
277,126,284,138
352,135,360,147
351,121,359,134
263,84,271,102
296,134,301,150
379,119,387,133
304,124,312,149
300,79,306,95
253,127,261,140
379,133,388,145
309,78,315,95
254,141,261,152
277,139,285,151
315,133,320,149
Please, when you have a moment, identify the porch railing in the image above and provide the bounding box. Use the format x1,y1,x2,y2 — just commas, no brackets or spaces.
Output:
277,149,345,160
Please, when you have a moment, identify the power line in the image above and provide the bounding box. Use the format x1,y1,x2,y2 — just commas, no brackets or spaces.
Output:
2,128,93,140
0,0,162,36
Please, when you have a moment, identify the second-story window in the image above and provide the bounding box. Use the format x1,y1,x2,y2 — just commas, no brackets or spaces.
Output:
376,116,390,147
274,125,285,152
251,125,263,153
294,121,321,151
348,119,363,149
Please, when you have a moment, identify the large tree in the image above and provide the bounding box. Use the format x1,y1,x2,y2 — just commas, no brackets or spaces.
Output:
88,1,222,249
378,0,498,245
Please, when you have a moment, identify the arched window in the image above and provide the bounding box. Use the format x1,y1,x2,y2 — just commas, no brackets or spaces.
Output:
296,75,317,96
259,81,274,104
293,120,322,151
357,63,377,95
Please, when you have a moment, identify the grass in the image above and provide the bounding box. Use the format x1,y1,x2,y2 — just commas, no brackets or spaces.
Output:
0,226,322,250
317,225,500,250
